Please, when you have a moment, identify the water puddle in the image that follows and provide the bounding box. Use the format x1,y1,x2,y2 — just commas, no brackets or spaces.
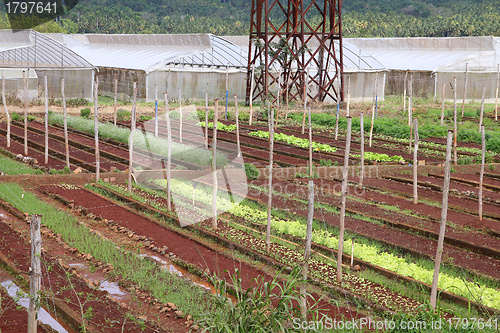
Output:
1,281,71,333
98,281,126,296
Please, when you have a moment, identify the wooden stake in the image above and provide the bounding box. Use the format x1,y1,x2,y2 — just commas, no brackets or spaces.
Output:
408,74,413,127
275,73,282,129
350,239,355,267
369,99,375,147
375,74,379,118
205,90,209,150
337,117,352,283
403,70,408,115
44,75,48,164
495,64,499,121
249,64,255,126
23,70,28,156
346,76,350,117
62,77,70,169
430,130,453,311
461,63,468,117
235,94,241,157
453,77,458,165
94,76,100,182
27,214,42,333
266,106,274,253
113,78,118,126
154,84,159,137
225,63,229,120
359,114,364,189
479,125,485,222
308,107,313,178
128,82,137,193
2,71,10,148
479,85,486,132
334,103,339,141
178,88,182,143
165,92,171,211
300,180,314,317
413,117,419,204
212,99,219,230
440,83,445,126
301,72,308,134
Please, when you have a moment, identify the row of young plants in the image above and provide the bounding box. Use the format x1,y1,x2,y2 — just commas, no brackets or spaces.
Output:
151,178,500,311
47,113,228,167
198,121,237,132
0,183,216,318
248,130,337,152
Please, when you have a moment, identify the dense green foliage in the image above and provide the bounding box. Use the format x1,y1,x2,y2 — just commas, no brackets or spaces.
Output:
1,0,499,37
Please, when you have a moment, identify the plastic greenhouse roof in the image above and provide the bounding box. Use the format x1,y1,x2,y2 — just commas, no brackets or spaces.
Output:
62,33,249,73
0,30,95,69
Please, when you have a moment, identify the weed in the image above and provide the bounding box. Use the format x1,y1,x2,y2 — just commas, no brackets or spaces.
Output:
80,108,91,119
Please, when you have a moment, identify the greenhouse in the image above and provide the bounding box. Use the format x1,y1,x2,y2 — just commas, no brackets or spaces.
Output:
0,29,96,100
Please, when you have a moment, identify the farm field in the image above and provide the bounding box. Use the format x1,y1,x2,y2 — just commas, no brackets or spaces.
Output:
0,96,499,332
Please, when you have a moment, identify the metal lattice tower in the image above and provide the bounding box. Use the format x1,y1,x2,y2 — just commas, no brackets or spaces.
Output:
246,0,344,105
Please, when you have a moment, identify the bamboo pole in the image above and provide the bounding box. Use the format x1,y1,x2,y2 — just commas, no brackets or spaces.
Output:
413,117,419,204
350,239,355,267
275,73,282,129
44,75,48,164
225,63,229,120
495,64,499,121
27,214,42,333
334,103,339,141
165,92,171,211
300,180,314,317
337,117,352,283
235,94,241,157
178,87,182,143
113,78,118,126
479,124,485,222
301,72,308,134
308,107,313,177
2,71,10,148
440,83,445,126
403,70,408,115
205,90,209,150
249,64,255,126
359,114,364,189
369,99,375,147
23,70,28,156
94,76,100,182
453,77,458,165
430,130,453,311
408,74,413,127
461,63,468,117
346,76,350,117
128,82,137,193
212,99,219,230
266,106,274,253
62,77,70,169
479,85,486,132
375,73,379,118
154,84,159,137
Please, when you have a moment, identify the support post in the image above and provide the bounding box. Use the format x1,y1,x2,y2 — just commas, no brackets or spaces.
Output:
453,77,458,165
334,103,339,141
359,114,364,189
300,180,314,318
495,64,499,121
403,70,408,115
2,71,10,148
308,107,313,178
461,63,468,117
301,72,308,134
44,75,48,164
408,74,413,127
128,82,137,193
479,125,485,222
178,87,182,143
205,91,209,150
23,70,28,156
225,64,229,120
337,117,352,282
249,64,255,126
235,94,241,157
266,106,274,253
413,117,419,204
479,85,486,132
430,130,453,311
94,76,100,182
27,214,42,333
165,92,172,211
113,78,118,126
212,99,219,230
369,99,375,147
62,78,70,169
346,76,350,117
154,84,158,137
440,83,445,126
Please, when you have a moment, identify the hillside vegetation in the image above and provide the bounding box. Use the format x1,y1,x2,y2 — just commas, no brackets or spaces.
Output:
0,0,499,36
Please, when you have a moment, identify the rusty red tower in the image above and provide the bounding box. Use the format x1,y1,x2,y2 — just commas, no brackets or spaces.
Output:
246,0,344,106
